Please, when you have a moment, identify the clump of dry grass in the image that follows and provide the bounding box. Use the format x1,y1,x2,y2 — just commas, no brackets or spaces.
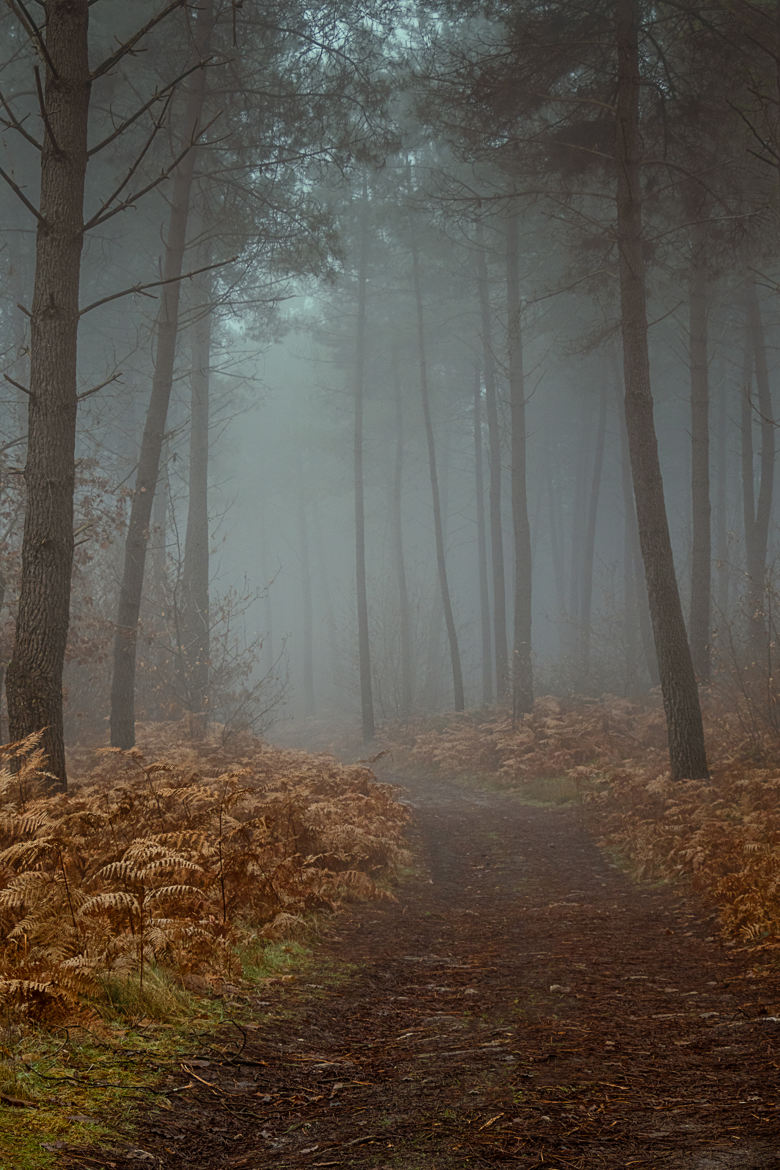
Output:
0,729,410,1019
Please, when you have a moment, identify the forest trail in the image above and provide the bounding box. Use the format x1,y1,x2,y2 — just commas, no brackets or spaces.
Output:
72,777,779,1170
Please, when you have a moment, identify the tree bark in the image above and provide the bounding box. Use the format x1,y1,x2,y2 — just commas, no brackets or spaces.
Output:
473,369,494,705
180,291,212,732
393,357,414,719
354,182,375,740
615,0,708,780
688,227,711,682
617,378,657,692
579,385,608,686
410,229,465,712
505,213,533,719
298,463,315,719
742,276,774,665
110,0,213,748
6,0,91,789
475,222,509,700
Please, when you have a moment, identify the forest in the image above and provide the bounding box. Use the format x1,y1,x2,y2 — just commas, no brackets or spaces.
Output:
0,0,779,1167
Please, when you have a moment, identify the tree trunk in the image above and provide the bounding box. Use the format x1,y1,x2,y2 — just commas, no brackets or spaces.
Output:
354,182,375,740
742,276,775,665
410,230,465,712
688,227,711,682
393,357,414,719
545,458,568,654
6,0,91,789
298,465,315,719
110,0,213,748
615,0,708,780
505,213,533,719
180,293,212,734
475,222,509,700
473,369,494,705
714,369,731,628
617,378,657,692
579,385,608,686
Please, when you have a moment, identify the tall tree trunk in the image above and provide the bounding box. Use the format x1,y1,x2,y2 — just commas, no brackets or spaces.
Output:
410,230,465,712
505,213,533,718
688,227,711,682
714,369,731,629
473,369,494,705
354,183,375,740
110,1,213,748
475,222,509,700
393,358,414,719
579,385,608,686
180,292,212,734
545,458,568,653
617,380,657,693
298,466,315,719
615,0,708,780
6,0,91,789
743,276,775,665
614,363,658,690
310,497,339,679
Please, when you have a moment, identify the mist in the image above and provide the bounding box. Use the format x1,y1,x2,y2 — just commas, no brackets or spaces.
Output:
0,0,775,778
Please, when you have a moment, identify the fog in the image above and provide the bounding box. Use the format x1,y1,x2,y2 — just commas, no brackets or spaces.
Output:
0,0,776,774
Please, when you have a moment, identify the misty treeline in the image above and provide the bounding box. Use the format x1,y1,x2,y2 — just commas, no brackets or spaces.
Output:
0,0,778,789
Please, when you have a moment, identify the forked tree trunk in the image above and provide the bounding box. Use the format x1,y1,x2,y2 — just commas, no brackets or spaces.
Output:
688,226,711,683
473,370,494,705
475,221,509,700
354,183,375,740
505,213,533,719
6,0,91,789
615,0,708,780
410,230,465,712
110,0,213,748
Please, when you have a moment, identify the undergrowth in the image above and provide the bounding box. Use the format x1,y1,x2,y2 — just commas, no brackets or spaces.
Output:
0,725,410,1163
379,695,779,956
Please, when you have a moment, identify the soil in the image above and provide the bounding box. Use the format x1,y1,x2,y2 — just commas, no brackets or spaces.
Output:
64,775,779,1169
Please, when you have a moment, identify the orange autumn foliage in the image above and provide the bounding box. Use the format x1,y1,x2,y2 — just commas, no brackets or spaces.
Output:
0,726,410,1018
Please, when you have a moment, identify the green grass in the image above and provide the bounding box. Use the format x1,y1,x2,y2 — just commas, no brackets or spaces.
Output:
0,930,356,1170
0,979,221,1170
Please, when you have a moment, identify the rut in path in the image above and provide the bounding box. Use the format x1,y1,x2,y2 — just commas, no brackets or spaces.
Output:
80,777,778,1169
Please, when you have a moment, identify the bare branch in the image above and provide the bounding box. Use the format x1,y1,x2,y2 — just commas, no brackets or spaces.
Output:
85,94,173,224
79,256,237,317
4,373,31,397
90,0,188,82
0,164,45,223
4,0,59,80
88,72,191,156
84,110,221,231
0,87,42,150
34,65,61,155
77,372,123,402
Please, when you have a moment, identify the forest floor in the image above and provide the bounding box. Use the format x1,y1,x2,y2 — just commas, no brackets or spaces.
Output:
62,772,779,1170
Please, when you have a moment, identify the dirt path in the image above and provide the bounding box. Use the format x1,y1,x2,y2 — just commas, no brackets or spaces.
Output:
72,777,778,1169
